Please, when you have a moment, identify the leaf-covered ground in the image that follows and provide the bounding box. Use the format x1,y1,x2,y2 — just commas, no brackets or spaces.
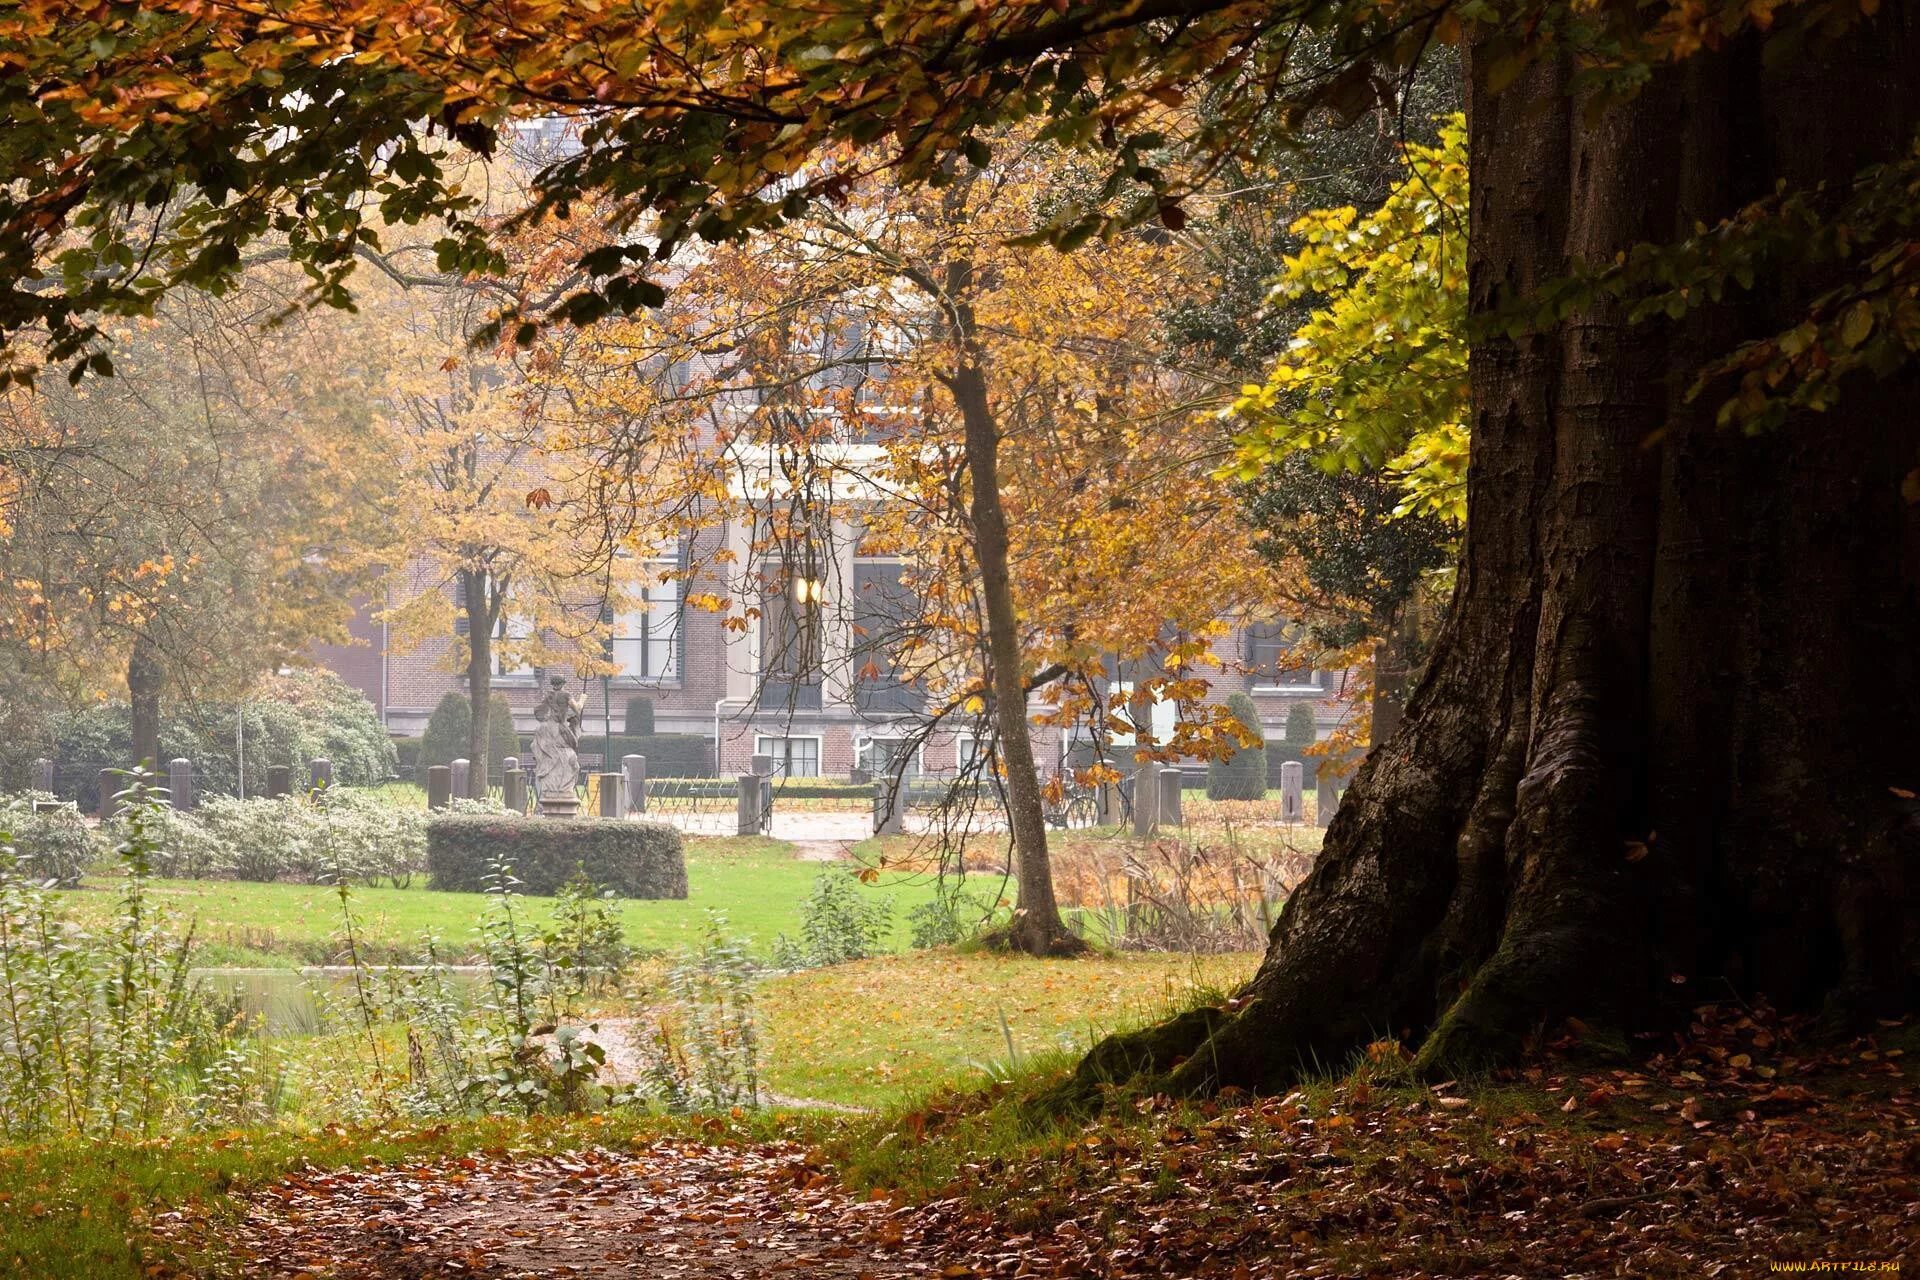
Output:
155,1141,954,1278
146,1006,1917,1279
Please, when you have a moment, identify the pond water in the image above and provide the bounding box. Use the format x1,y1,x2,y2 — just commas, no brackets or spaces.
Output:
194,966,490,1034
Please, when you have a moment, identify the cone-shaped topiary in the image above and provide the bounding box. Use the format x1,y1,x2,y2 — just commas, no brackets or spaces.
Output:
1207,692,1268,801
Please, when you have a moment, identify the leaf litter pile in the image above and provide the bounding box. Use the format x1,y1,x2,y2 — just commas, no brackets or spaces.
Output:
155,1007,1916,1279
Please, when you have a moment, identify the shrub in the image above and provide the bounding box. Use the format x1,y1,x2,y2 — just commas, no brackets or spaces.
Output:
1207,692,1268,801
421,692,522,774
907,882,1005,949
110,791,428,885
629,912,759,1111
50,672,393,809
0,795,101,886
1268,701,1320,786
426,815,687,898
623,696,655,736
393,736,424,775
771,868,894,968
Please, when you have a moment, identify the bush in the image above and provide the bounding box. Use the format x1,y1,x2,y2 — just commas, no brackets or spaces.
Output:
623,696,656,736
394,735,424,774
907,882,1005,949
1268,701,1320,786
426,815,687,898
421,692,523,774
0,795,101,886
108,791,428,885
771,868,894,968
1207,692,1268,801
51,671,394,809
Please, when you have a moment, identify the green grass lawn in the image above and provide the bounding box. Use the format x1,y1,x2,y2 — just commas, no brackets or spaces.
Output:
757,949,1255,1107
66,836,949,966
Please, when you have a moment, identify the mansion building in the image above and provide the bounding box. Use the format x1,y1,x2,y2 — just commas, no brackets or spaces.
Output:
313,538,1350,783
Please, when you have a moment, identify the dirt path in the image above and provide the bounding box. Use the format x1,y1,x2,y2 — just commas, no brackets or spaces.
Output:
171,1141,958,1279
791,838,852,862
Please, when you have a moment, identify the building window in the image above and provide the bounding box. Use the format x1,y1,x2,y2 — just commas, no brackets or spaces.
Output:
856,735,921,780
852,557,920,713
492,613,536,678
756,735,821,779
612,564,680,681
956,733,986,774
760,565,824,710
1244,619,1324,691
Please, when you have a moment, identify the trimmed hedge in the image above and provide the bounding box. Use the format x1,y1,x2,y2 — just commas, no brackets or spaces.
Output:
577,734,711,777
1267,701,1320,786
426,814,688,898
1208,692,1269,801
623,696,656,735
422,692,523,773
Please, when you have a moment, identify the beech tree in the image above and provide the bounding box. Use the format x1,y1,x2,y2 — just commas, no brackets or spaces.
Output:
3,1,1915,1083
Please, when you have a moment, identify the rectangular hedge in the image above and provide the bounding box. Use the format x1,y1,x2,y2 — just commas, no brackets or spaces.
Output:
426,814,688,898
577,734,713,777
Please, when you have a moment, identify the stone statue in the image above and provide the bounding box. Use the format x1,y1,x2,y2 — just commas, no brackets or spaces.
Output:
530,675,584,816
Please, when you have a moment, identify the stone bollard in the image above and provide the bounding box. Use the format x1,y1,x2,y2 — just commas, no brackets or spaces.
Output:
168,758,195,811
1317,773,1341,828
872,778,906,835
449,757,471,802
749,752,774,778
31,757,54,794
1096,778,1125,827
622,754,647,815
736,773,763,835
1158,766,1184,827
266,765,291,799
1280,761,1305,822
426,765,453,811
1132,763,1161,838
597,772,624,818
98,769,121,821
501,766,527,815
308,758,333,794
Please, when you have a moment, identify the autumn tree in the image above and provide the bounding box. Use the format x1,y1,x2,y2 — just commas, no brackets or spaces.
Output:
5,0,1917,1080
0,276,386,766
529,146,1265,953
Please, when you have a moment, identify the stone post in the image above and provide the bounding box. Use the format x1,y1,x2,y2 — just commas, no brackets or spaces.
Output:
1280,761,1305,822
98,769,120,822
1158,766,1184,827
168,758,195,811
449,757,471,802
266,765,291,799
736,774,762,835
1317,773,1341,828
750,752,774,778
1132,763,1161,838
308,758,334,794
597,772,624,818
872,778,906,835
31,757,54,794
426,765,453,811
501,765,527,815
622,754,647,815
1096,778,1125,827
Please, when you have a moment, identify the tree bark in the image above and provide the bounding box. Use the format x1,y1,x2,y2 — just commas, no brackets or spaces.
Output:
1079,18,1920,1095
1367,605,1420,750
953,361,1084,956
127,632,162,769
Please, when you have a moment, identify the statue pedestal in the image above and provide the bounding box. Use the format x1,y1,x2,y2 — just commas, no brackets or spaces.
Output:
537,793,581,819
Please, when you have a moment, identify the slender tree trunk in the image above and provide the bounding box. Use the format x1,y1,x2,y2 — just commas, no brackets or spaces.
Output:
1076,18,1920,1095
127,633,163,769
953,362,1084,956
463,568,493,800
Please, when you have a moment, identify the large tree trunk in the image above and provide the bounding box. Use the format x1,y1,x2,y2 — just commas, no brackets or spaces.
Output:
953,362,1084,956
1089,18,1920,1094
127,632,163,769
1367,605,1420,750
